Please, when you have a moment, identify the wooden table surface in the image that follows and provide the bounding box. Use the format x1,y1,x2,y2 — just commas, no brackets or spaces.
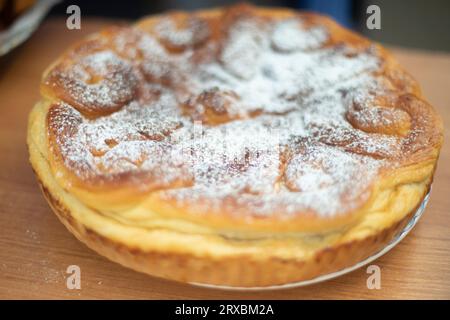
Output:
0,18,449,300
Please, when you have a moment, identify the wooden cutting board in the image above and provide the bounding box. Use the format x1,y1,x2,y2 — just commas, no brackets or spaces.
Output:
0,18,449,299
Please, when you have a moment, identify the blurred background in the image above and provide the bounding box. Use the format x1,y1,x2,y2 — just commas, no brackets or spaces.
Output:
1,0,450,52
43,0,450,52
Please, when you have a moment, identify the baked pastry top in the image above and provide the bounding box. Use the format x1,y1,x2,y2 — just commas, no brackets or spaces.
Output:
28,4,443,287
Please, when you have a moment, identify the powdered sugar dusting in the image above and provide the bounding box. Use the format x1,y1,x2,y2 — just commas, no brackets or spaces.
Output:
46,12,409,217
154,16,210,50
271,19,328,52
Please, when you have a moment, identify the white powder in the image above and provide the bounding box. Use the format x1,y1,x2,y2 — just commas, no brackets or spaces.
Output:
47,13,406,217
271,19,329,52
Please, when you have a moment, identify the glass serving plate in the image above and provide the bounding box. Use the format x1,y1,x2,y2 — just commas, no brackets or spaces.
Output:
0,0,60,56
190,190,431,291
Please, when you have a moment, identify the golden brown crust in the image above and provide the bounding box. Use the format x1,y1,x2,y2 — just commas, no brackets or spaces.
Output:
37,175,424,287
28,3,443,287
